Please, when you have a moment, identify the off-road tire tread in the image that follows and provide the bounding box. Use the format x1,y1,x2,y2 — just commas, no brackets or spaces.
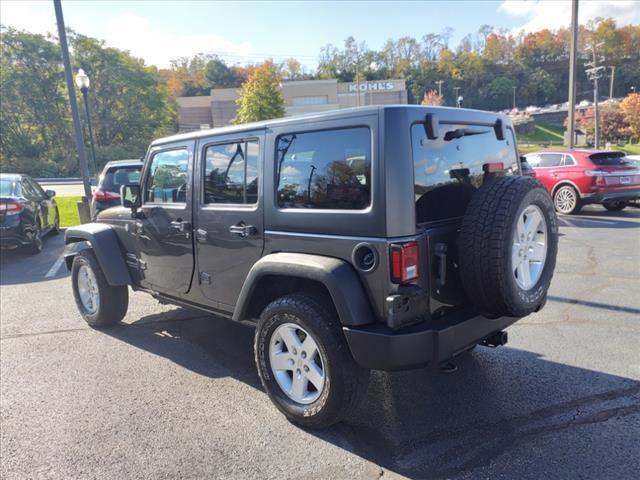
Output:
458,176,557,317
255,293,369,428
71,249,128,328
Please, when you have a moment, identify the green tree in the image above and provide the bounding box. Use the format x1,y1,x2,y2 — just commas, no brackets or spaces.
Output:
233,61,285,124
205,57,237,88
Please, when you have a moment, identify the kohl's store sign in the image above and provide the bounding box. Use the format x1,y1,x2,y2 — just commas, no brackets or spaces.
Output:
348,81,396,93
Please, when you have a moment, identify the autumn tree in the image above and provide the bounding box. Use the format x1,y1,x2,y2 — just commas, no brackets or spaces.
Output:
233,61,285,124
621,93,640,141
421,89,444,106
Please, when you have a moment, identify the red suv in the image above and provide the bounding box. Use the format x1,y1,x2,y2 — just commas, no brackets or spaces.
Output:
524,150,640,214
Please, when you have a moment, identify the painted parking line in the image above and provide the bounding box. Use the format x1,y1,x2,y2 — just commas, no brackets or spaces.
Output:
45,255,65,278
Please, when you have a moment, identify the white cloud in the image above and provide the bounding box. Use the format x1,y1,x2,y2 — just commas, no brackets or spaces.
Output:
101,13,252,68
0,2,252,68
0,0,57,36
498,0,640,32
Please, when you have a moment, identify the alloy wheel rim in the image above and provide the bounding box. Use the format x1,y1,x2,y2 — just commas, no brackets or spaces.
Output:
269,322,326,404
512,205,548,290
77,264,100,314
555,187,576,213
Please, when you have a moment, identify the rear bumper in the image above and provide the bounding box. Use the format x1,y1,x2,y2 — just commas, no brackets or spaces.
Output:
343,311,520,370
582,188,640,204
0,225,29,249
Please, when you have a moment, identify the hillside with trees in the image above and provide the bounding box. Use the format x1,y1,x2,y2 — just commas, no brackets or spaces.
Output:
1,18,638,177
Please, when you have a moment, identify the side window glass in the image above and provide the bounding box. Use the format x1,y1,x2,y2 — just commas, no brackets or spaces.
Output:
563,155,576,166
276,127,371,210
203,140,259,204
539,154,563,167
28,178,46,196
21,179,38,198
145,149,189,204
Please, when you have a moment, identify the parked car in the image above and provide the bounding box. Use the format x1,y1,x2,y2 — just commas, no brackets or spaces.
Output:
63,106,558,428
524,149,640,214
90,159,143,219
0,174,59,254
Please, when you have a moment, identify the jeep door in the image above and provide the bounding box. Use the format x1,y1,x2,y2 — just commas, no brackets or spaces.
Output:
194,132,264,307
136,140,195,294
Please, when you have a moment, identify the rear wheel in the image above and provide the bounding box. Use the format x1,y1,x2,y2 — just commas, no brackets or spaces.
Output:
553,185,582,214
71,249,128,328
603,200,627,211
25,222,43,255
254,293,369,428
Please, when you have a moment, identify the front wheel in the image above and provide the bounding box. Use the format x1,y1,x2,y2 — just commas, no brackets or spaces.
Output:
254,293,369,428
71,249,128,328
603,201,627,211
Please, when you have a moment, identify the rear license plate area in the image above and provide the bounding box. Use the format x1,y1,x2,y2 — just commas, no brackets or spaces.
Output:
619,176,631,184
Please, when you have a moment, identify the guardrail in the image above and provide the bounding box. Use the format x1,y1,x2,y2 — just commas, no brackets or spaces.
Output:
34,177,96,185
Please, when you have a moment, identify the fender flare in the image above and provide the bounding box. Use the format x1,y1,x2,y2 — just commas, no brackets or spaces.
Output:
233,252,373,326
551,179,582,197
64,223,132,286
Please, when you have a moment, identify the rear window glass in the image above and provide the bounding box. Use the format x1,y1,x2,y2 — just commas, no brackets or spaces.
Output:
589,152,630,166
412,123,517,223
276,127,371,210
101,166,142,192
0,179,15,196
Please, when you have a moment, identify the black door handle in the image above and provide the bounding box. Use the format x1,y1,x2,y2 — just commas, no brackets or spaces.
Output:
228,223,256,238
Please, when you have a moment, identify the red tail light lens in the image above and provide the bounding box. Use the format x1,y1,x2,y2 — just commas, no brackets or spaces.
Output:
0,200,25,215
390,241,420,283
93,189,120,201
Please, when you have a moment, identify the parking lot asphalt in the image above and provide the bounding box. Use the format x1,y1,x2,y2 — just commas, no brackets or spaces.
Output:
1,206,639,479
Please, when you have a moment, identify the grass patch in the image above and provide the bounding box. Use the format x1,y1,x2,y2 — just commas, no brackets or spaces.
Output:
518,122,565,144
56,196,81,228
617,143,640,155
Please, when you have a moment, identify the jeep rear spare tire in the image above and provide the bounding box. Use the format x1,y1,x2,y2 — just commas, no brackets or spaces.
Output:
458,176,558,318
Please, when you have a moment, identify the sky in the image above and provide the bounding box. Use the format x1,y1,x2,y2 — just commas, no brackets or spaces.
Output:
1,0,639,69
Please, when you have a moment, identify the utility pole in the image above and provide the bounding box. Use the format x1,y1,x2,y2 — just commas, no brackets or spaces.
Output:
567,0,579,148
512,86,517,110
436,80,444,97
586,41,605,149
53,0,92,209
609,66,616,100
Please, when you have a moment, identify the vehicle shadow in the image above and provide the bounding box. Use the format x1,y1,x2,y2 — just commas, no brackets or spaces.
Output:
558,214,640,229
0,232,68,285
103,312,640,479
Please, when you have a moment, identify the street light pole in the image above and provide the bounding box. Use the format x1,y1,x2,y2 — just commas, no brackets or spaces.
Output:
53,0,92,201
512,86,517,110
76,69,97,179
436,80,444,97
567,0,579,148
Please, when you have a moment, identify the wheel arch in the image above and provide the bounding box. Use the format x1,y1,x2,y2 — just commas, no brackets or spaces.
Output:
233,253,374,327
551,180,582,197
63,223,132,286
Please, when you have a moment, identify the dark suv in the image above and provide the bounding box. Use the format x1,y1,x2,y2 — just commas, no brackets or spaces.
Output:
90,159,142,219
64,106,558,427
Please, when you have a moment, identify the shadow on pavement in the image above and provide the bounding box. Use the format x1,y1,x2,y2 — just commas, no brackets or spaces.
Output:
102,312,640,479
0,232,68,285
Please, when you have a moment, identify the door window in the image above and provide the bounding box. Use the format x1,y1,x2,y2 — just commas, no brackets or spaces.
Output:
538,154,563,167
276,127,371,210
145,149,189,204
203,140,258,204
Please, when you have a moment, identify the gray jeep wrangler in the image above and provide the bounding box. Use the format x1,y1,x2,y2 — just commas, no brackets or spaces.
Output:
64,105,558,428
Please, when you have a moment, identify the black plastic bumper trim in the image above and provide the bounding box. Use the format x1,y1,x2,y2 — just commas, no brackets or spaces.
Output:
343,311,519,371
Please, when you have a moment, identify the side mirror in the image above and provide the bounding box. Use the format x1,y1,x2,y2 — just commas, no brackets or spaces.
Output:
45,189,56,198
120,184,141,210
494,118,506,140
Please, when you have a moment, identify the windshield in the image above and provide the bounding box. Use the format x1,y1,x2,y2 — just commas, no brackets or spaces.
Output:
100,165,142,192
589,152,630,166
0,179,15,196
412,122,518,223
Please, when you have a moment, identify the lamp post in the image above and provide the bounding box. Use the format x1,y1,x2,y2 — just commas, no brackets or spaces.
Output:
75,69,98,179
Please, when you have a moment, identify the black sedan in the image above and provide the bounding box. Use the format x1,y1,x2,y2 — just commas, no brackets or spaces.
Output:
0,174,60,254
